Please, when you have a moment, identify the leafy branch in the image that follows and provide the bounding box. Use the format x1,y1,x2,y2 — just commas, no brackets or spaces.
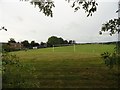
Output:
30,0,55,17
20,0,98,17
66,0,98,17
100,18,120,36
0,26,7,31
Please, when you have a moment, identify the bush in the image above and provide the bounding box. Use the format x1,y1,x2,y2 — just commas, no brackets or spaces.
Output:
1,52,24,88
2,52,21,74
101,51,119,69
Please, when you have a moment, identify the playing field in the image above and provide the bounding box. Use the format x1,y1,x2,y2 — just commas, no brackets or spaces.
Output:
3,44,119,88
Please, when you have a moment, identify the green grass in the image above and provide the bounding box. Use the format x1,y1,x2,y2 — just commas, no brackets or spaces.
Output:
3,44,119,88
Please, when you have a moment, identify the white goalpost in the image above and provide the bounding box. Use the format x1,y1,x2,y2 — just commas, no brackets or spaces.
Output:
53,45,55,52
73,44,76,52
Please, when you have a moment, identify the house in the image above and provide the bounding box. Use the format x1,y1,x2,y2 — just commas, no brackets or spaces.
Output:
9,42,23,50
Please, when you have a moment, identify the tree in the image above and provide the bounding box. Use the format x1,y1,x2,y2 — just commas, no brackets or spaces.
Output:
21,0,119,37
98,2,120,69
21,0,98,17
30,41,36,47
68,40,73,44
47,36,58,46
47,36,67,47
40,42,46,48
21,40,30,48
30,41,39,47
40,42,45,46
72,40,76,44
99,19,120,69
64,40,69,44
47,36,76,46
68,40,75,44
34,42,40,47
66,0,98,17
8,38,16,43
57,38,64,44
99,18,120,36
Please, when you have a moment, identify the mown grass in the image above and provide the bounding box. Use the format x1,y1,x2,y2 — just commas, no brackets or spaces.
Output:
3,44,119,88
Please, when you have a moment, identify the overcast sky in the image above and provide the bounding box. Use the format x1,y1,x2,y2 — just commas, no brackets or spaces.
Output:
0,0,119,43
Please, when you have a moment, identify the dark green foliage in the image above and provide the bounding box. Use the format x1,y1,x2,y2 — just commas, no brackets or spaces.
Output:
21,40,30,48
2,53,20,66
2,52,21,73
0,26,7,31
20,0,55,17
30,0,55,17
64,40,69,44
8,38,16,43
101,51,120,69
40,42,45,46
101,52,116,69
47,36,61,46
100,18,120,36
66,0,98,17
68,40,75,44
30,41,39,47
21,0,98,17
2,52,22,87
47,36,70,47
99,14,120,69
100,24,120,69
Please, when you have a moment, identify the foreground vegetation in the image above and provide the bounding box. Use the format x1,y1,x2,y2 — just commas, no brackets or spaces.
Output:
2,44,119,88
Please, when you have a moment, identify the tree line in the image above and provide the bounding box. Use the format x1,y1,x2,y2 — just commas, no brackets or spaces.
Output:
3,36,76,52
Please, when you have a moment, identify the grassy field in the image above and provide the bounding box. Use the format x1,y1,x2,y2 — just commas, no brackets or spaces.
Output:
3,44,119,88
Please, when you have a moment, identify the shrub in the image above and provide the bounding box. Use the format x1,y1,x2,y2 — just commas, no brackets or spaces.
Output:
101,51,119,69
